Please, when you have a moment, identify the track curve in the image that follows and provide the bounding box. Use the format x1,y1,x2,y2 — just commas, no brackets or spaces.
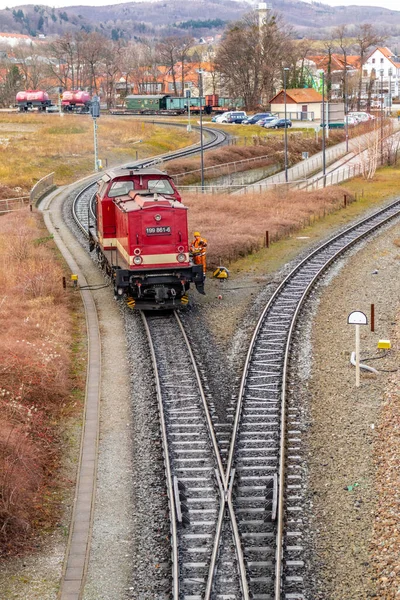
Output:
72,124,229,236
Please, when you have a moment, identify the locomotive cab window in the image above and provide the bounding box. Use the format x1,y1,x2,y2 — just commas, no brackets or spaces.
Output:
147,179,174,195
108,180,134,197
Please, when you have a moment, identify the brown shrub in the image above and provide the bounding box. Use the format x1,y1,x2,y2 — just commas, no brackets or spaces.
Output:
167,130,346,185
0,209,74,556
0,408,45,551
185,186,353,268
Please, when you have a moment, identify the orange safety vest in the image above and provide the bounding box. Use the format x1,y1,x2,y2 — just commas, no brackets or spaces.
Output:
190,237,207,272
190,237,207,256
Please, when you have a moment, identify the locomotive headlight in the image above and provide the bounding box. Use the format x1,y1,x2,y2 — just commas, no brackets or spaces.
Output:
154,214,161,222
177,253,186,263
133,256,143,265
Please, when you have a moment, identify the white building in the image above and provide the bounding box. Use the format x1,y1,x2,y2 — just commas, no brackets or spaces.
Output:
0,32,33,47
362,47,400,107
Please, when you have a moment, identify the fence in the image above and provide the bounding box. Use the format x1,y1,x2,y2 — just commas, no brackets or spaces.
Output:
30,172,55,208
0,196,30,214
172,153,273,184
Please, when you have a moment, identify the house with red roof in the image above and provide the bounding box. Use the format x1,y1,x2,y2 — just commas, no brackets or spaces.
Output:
269,88,323,121
0,32,33,46
304,54,360,101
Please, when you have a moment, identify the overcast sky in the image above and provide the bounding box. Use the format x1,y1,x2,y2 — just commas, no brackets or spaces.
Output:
0,0,399,13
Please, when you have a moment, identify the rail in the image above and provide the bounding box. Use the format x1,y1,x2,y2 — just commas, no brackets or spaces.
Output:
30,172,55,208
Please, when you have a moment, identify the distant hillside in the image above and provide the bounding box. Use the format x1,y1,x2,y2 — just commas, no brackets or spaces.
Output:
1,0,400,41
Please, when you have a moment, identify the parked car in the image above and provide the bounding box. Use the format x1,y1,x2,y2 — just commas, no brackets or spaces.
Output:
242,112,273,125
349,111,375,122
257,116,277,127
212,111,231,123
344,115,358,126
226,111,247,123
264,118,292,129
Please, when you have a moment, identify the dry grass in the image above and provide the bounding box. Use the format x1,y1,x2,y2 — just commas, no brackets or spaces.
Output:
0,114,197,195
185,186,354,268
167,130,345,184
0,210,80,556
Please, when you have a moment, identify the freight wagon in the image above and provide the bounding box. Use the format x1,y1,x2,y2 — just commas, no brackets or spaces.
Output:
62,90,92,113
118,94,242,116
16,90,52,112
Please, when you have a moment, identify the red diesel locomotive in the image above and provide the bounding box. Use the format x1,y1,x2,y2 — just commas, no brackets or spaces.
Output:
89,167,205,309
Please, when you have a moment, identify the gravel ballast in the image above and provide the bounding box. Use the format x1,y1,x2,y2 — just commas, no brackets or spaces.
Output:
1,189,400,599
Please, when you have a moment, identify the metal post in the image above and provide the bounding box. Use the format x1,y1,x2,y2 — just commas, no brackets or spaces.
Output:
58,86,63,117
93,118,99,172
345,77,349,152
380,69,384,166
198,70,205,191
321,72,326,186
355,324,360,388
91,95,100,172
186,89,192,133
283,67,289,183
388,68,392,116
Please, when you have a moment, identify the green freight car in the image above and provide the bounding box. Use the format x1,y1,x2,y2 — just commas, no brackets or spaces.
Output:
121,94,239,115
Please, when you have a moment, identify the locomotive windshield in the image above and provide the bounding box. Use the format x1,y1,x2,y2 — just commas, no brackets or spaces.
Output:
147,179,174,195
107,177,175,198
108,180,135,197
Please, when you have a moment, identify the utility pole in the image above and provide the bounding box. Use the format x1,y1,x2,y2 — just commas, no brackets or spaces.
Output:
321,72,326,187
197,70,205,191
283,67,289,183
91,95,100,172
186,89,192,132
380,69,384,166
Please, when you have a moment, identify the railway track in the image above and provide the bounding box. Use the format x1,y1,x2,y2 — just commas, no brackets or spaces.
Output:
142,199,400,600
141,311,245,599
72,124,228,236
70,123,400,598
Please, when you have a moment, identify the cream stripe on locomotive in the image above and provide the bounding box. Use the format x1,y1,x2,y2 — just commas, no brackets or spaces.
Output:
114,239,189,267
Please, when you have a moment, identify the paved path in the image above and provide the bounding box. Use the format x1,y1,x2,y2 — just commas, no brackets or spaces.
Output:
41,187,101,600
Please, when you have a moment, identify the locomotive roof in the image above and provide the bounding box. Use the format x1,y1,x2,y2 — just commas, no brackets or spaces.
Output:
114,194,186,212
100,167,168,182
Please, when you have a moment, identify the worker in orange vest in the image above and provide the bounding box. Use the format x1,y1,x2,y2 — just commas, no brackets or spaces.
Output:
190,231,207,275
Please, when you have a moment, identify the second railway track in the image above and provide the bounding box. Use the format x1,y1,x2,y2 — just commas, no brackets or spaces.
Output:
140,199,400,600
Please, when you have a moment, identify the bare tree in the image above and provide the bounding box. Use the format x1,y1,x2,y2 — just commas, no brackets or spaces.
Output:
103,39,125,108
334,25,350,103
157,36,182,95
354,24,384,110
177,36,194,97
13,42,47,90
44,33,85,90
322,38,335,101
215,11,294,110
80,32,109,94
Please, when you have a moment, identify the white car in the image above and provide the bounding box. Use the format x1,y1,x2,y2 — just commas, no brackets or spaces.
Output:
344,115,358,126
213,111,232,123
349,111,374,121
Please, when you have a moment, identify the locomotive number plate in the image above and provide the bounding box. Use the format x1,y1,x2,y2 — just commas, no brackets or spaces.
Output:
146,226,171,235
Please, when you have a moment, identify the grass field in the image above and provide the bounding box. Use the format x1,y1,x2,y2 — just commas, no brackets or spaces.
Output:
0,113,197,198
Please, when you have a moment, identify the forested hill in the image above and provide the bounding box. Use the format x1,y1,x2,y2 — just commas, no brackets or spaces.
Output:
1,0,400,41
